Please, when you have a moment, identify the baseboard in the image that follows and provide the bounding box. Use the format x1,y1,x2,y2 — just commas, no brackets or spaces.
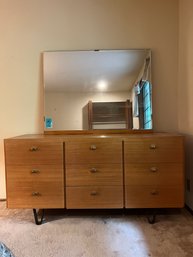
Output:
185,204,193,215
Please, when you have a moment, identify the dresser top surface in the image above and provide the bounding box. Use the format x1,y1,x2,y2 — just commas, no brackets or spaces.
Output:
4,132,184,141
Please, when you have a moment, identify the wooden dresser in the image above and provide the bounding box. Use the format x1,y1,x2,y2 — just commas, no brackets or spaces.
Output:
4,133,184,222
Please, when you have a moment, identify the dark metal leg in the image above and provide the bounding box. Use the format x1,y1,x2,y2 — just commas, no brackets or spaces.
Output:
33,209,45,225
147,214,156,224
147,209,157,224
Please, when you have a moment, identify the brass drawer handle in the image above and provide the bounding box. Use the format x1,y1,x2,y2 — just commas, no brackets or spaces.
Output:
90,191,98,196
90,168,98,173
29,146,38,152
149,144,156,150
31,169,40,174
151,190,159,195
32,192,41,196
150,167,158,173
90,145,97,150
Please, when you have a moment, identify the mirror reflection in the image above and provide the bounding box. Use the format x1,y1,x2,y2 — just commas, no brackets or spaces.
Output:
43,49,152,131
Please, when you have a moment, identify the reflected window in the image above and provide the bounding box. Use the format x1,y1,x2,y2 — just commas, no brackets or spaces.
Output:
143,81,152,129
137,80,152,129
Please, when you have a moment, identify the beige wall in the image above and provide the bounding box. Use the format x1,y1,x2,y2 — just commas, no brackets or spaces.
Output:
0,0,179,198
179,0,193,133
179,0,193,209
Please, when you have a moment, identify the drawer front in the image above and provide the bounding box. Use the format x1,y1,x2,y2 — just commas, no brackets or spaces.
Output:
66,164,122,186
5,140,63,165
7,181,65,209
124,137,184,163
124,163,184,186
65,138,122,164
6,165,64,181
66,186,123,208
125,185,184,208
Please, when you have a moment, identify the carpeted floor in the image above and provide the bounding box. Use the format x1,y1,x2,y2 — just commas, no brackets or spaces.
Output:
0,201,193,257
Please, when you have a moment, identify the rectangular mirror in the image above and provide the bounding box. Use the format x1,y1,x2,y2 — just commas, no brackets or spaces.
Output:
43,49,152,132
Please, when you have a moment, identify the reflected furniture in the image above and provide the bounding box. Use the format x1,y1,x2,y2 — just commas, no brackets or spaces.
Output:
83,100,133,130
4,132,184,224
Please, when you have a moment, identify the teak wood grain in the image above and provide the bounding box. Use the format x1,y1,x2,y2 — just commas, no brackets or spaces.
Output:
124,137,184,163
124,136,184,208
66,163,122,186
4,138,64,209
5,140,63,165
65,138,122,164
7,181,65,209
6,165,64,183
125,185,184,208
66,186,123,209
124,163,184,186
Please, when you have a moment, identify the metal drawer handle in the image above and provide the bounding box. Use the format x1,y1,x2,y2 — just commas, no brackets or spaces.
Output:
32,192,41,196
90,145,97,150
29,146,38,152
150,167,158,173
31,169,40,174
149,144,156,150
90,168,98,173
151,190,159,195
90,191,98,196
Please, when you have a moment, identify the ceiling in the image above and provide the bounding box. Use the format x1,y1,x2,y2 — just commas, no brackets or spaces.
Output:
43,49,150,93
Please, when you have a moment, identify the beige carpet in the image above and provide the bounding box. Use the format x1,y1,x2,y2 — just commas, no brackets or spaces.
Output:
0,202,193,257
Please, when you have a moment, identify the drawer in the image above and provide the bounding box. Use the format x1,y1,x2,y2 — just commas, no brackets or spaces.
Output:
6,165,64,182
5,140,63,165
66,186,123,208
66,164,123,186
7,181,65,209
124,163,184,186
124,137,184,163
125,185,184,208
65,138,122,164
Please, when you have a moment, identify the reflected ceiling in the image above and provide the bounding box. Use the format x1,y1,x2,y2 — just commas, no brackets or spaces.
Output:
43,49,148,92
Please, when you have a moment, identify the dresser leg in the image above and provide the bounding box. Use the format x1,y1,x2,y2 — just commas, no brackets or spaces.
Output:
33,209,45,225
147,210,157,224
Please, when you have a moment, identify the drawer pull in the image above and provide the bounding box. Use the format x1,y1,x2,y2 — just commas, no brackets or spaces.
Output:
90,168,98,173
90,145,97,150
31,169,40,174
32,192,41,196
150,167,158,173
149,144,156,150
151,190,159,195
90,191,98,196
29,146,38,152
